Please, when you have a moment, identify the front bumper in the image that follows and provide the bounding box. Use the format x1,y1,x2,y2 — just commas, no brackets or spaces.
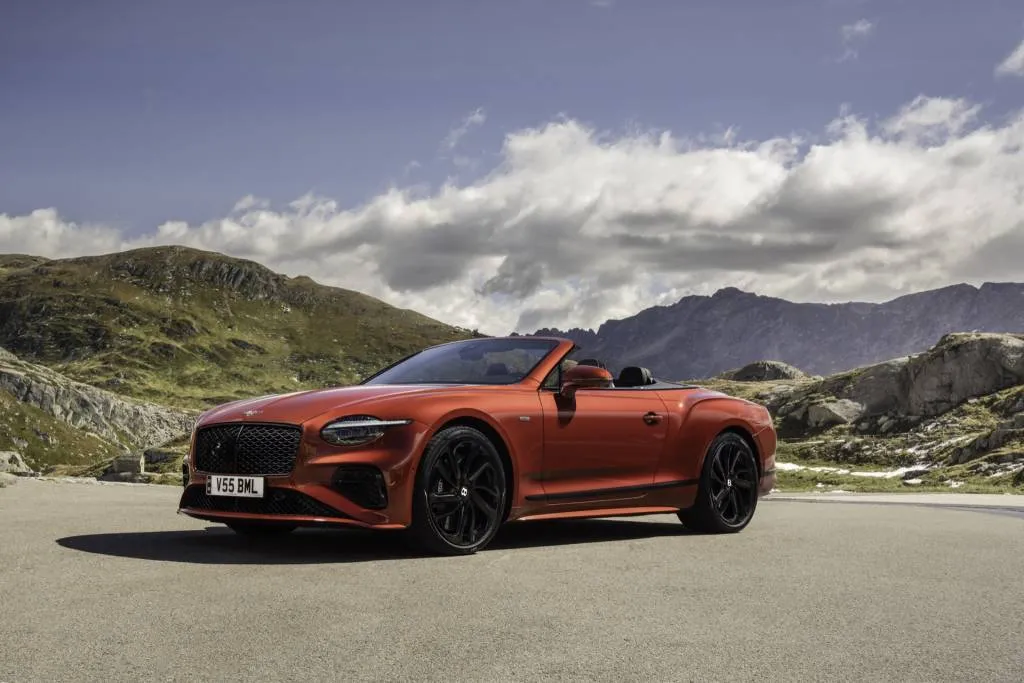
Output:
177,418,433,529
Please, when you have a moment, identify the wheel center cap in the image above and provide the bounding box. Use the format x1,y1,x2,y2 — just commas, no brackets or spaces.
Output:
726,478,733,488
459,486,469,498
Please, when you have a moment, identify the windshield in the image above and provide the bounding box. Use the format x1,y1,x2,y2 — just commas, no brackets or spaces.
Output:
362,337,560,386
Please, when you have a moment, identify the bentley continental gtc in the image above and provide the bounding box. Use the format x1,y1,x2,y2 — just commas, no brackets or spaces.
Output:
178,336,777,555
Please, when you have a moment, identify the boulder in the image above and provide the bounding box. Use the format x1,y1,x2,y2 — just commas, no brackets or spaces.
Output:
0,451,31,475
806,399,865,428
720,361,807,382
143,447,177,466
110,453,144,474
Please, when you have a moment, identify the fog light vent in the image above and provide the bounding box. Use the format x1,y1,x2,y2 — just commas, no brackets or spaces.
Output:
331,465,388,509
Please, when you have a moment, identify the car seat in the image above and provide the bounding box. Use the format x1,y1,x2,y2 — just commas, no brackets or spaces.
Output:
616,366,653,387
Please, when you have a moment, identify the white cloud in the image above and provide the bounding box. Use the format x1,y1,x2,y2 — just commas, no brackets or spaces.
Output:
0,209,122,257
3,95,1024,336
839,19,874,61
441,107,486,151
994,38,1024,77
882,96,982,140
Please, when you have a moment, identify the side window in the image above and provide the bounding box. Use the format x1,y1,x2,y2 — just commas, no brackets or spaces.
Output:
541,363,561,390
541,358,576,390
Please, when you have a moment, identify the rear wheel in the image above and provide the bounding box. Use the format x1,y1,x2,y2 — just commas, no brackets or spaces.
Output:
678,432,759,533
410,426,507,555
226,521,298,536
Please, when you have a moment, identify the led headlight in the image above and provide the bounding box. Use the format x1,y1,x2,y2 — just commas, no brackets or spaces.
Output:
320,415,412,446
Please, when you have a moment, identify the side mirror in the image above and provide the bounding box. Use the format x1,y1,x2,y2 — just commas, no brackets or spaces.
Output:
560,364,613,399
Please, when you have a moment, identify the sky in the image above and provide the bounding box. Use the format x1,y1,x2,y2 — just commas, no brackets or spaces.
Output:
2,0,1024,335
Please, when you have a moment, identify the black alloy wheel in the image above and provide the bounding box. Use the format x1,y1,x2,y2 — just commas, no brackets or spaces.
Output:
678,431,760,533
410,426,507,555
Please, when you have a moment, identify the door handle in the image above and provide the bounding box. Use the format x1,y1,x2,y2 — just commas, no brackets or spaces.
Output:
643,412,662,425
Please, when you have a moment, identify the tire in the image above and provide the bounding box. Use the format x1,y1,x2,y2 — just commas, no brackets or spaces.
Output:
226,521,298,537
409,425,507,555
678,431,759,534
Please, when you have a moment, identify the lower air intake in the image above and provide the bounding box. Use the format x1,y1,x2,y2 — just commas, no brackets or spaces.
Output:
180,485,349,518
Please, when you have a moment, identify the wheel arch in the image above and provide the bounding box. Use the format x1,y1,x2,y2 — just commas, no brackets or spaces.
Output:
718,426,763,479
680,396,765,479
432,415,516,523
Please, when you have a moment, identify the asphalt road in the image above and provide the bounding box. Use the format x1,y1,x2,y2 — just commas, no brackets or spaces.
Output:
2,480,1022,683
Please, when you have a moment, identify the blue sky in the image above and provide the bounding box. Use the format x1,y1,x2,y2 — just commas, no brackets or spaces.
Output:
2,1,1024,333
3,0,1021,231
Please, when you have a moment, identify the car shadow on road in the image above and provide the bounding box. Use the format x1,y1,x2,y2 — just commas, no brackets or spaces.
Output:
56,518,690,565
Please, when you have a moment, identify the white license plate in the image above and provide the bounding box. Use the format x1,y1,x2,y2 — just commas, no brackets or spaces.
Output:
206,475,264,498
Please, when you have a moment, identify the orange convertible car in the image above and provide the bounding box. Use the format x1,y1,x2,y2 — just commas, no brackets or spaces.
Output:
178,336,777,555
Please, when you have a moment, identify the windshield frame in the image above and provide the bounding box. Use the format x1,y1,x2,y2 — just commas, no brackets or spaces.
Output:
359,337,562,387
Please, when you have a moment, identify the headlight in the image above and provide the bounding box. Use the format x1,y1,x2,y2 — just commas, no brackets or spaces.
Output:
320,415,412,446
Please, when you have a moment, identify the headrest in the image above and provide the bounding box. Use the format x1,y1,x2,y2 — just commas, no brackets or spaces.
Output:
617,366,653,388
485,362,510,376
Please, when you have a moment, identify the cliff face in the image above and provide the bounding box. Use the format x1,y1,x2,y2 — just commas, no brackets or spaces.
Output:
534,283,1024,379
0,346,196,469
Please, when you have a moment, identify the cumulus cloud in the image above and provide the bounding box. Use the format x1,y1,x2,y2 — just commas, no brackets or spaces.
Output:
0,209,123,257
995,38,1024,77
839,19,874,61
3,95,1024,336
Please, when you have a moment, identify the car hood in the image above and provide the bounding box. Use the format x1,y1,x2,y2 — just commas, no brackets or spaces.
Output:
198,384,459,426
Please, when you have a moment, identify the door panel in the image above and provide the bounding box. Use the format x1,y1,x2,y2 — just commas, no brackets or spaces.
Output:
537,389,668,500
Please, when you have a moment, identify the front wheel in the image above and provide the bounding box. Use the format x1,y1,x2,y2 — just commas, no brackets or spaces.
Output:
409,426,507,555
678,432,760,533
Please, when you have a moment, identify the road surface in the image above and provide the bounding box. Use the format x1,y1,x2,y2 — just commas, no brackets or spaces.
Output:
1,479,1022,682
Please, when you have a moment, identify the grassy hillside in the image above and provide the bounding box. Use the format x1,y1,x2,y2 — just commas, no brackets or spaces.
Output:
0,246,475,408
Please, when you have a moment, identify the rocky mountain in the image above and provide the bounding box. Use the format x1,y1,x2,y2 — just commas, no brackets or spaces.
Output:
533,283,1024,379
0,246,474,408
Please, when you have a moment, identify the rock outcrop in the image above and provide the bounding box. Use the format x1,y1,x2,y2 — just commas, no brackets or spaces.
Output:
772,333,1024,435
0,347,196,452
0,451,31,474
719,361,807,382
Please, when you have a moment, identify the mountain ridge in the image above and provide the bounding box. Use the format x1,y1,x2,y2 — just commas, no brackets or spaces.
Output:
532,282,1024,379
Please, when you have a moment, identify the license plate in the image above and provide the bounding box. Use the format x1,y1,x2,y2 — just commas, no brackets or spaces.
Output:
206,475,264,498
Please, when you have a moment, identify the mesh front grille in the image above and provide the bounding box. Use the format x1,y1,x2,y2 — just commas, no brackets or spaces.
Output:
180,485,349,518
193,423,301,475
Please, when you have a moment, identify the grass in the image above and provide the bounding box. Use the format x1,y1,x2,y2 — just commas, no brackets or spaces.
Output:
0,246,476,409
773,468,1022,494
